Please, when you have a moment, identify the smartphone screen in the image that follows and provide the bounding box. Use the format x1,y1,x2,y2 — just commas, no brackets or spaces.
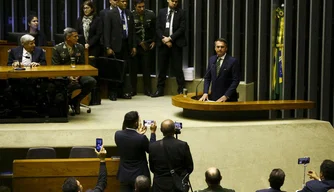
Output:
96,138,103,152
175,122,182,129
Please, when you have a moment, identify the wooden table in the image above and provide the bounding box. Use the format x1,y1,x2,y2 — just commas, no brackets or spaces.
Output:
0,65,98,79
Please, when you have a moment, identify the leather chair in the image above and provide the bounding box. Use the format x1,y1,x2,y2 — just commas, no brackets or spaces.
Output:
69,147,96,158
26,147,56,159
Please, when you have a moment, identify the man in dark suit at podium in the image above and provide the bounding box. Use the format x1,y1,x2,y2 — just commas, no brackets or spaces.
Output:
114,111,156,192
151,0,187,97
199,38,240,102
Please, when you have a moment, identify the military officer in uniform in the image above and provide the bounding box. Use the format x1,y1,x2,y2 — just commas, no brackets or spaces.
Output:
52,27,96,114
131,0,156,96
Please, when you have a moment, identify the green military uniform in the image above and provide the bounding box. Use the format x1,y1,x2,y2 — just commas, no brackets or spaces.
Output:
51,41,96,115
131,9,156,95
51,42,85,65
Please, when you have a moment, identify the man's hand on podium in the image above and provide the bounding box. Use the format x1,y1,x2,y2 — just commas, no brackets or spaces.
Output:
199,93,208,101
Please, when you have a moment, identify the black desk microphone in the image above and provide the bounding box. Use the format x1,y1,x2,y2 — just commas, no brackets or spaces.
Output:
195,60,217,100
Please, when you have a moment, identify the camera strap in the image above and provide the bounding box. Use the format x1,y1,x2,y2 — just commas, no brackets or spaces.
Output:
160,140,176,175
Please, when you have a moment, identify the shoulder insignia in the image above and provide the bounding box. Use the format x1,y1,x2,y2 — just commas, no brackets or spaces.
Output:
7,49,11,53
147,9,153,13
131,10,135,13
42,49,46,52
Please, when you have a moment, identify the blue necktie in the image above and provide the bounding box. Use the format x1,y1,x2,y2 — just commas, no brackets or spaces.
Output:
121,11,127,38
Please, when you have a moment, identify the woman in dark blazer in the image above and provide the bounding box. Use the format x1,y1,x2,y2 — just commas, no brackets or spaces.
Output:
25,14,46,46
76,0,102,58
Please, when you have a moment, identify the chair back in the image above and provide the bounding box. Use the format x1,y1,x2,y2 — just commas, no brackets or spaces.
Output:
26,147,56,159
69,147,96,158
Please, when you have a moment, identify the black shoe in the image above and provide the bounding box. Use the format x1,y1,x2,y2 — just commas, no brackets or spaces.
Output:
70,99,80,114
151,90,164,98
122,93,132,99
144,91,152,97
108,93,117,101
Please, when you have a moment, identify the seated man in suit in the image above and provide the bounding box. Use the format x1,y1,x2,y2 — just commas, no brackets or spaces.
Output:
199,38,240,102
196,167,235,192
62,146,107,192
52,27,96,114
135,175,151,192
256,168,285,192
7,34,46,67
297,159,334,192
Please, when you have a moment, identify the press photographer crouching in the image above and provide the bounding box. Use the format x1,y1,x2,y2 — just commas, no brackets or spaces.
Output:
297,159,334,192
149,119,194,192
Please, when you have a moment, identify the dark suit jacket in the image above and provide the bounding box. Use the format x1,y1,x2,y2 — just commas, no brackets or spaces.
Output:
203,54,240,101
51,42,85,65
196,185,235,192
114,128,156,183
256,188,284,192
76,15,102,57
298,179,334,192
7,46,46,66
156,7,187,47
104,7,135,52
149,136,194,192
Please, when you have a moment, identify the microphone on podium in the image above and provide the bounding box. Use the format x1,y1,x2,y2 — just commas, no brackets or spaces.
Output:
195,60,217,100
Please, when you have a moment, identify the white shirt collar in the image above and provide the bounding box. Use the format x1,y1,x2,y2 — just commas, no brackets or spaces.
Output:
126,127,137,131
217,53,226,60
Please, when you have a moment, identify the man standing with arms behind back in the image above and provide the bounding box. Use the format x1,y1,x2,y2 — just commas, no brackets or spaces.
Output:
199,38,240,102
149,119,194,192
151,0,187,97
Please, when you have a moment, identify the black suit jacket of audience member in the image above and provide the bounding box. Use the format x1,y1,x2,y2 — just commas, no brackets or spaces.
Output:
149,136,194,192
114,128,156,183
298,179,334,192
7,46,46,66
256,188,284,192
103,7,136,53
156,7,187,48
76,15,102,57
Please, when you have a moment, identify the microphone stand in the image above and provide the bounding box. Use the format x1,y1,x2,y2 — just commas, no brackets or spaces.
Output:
195,61,217,100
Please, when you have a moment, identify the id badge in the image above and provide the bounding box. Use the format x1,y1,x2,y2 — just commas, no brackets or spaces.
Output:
166,22,170,28
123,24,127,30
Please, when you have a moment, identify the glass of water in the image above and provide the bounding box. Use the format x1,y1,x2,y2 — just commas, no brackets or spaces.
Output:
70,57,76,68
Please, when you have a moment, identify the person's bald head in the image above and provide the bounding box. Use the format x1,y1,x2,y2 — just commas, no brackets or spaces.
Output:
160,119,175,136
205,167,222,186
135,175,150,192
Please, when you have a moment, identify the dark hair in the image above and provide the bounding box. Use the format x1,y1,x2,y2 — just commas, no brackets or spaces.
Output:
215,38,228,48
27,14,38,29
81,0,96,17
320,159,334,180
63,27,77,40
160,120,175,136
123,111,139,129
135,175,151,192
268,168,285,190
205,168,222,185
133,0,145,6
62,177,79,192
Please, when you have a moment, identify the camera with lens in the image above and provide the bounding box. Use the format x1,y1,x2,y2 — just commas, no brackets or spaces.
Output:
298,157,310,164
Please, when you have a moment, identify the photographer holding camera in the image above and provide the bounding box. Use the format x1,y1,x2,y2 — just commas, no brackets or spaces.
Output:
115,111,157,192
149,119,194,192
297,159,334,192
